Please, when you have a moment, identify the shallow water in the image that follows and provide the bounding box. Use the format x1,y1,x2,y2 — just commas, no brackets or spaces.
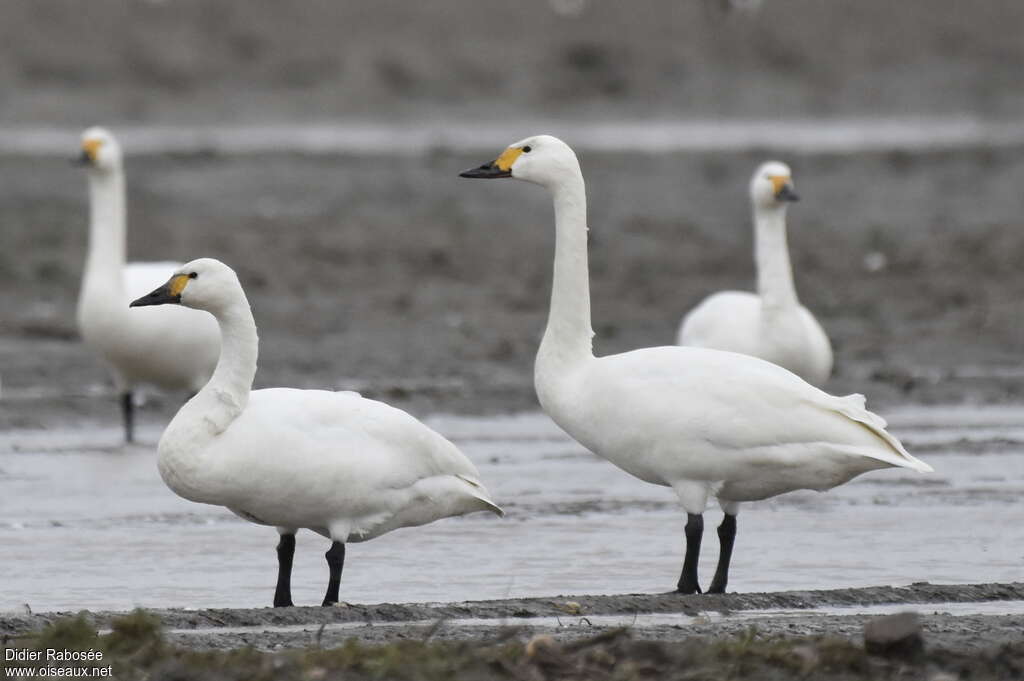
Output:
3,117,1024,157
157,600,1024,638
1,405,1022,613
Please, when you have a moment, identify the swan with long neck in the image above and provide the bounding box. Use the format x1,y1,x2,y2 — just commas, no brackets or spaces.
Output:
461,136,930,594
677,162,832,386
76,127,220,442
131,258,502,607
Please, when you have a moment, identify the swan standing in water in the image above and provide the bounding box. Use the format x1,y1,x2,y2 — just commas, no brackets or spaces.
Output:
131,258,502,606
677,162,833,386
461,136,931,594
76,127,220,442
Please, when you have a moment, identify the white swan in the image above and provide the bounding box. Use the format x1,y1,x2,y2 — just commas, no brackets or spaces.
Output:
76,127,220,442
461,136,931,594
130,258,502,607
677,162,833,386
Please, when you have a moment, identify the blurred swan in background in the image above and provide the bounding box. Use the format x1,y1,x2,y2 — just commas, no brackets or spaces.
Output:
76,127,220,442
678,161,833,386
131,258,502,607
461,136,930,594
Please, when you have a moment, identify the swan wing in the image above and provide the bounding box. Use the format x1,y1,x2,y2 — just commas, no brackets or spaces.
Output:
584,346,930,472
209,389,502,521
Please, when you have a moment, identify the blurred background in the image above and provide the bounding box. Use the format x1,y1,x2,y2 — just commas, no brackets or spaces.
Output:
3,0,1024,429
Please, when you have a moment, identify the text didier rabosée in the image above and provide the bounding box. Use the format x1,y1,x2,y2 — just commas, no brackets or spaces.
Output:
5,649,105,662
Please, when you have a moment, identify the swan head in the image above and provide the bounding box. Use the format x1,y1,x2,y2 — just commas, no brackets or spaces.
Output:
76,127,123,173
130,258,242,314
459,135,581,188
750,161,798,208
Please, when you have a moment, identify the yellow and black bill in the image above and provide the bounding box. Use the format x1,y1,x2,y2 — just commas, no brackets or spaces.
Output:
776,185,799,202
459,160,511,179
74,138,102,167
769,175,799,202
459,146,523,179
129,273,191,308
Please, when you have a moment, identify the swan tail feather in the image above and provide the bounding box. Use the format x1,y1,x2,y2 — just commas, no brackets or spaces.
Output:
830,394,933,473
456,474,505,517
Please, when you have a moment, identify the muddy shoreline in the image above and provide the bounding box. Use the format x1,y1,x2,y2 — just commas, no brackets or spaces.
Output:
4,582,1022,647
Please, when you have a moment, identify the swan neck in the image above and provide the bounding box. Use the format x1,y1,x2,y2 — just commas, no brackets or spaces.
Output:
157,293,255,504
83,170,126,295
205,297,258,412
754,204,798,310
539,173,594,367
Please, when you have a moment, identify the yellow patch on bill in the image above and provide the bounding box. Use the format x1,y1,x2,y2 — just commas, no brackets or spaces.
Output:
167,274,191,297
82,138,103,162
494,146,524,172
768,175,791,195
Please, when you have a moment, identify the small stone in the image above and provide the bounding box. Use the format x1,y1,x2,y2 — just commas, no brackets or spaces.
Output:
790,644,820,673
863,251,888,272
864,611,923,657
928,673,958,681
526,634,560,659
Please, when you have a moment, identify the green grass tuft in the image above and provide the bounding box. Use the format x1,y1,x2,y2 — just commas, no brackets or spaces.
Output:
29,612,99,651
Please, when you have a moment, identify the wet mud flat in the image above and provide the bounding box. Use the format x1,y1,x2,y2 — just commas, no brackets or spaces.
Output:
3,584,1023,680
5,145,1024,433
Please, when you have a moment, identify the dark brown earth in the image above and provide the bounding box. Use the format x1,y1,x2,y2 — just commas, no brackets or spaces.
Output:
1,1,1023,125
4,581,1022,639
4,147,1024,432
3,1,1024,429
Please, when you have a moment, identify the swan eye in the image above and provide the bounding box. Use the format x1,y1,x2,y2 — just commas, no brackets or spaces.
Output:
189,272,198,279
522,146,532,153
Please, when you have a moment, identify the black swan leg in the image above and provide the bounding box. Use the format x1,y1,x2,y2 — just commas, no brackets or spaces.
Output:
322,541,346,606
676,513,704,594
121,391,135,443
274,533,296,607
707,513,737,594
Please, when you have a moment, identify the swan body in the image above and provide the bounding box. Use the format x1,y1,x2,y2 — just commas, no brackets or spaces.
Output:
461,136,930,594
132,258,501,606
77,127,219,441
680,291,832,386
678,162,832,386
538,345,923,506
160,387,501,542
79,261,219,391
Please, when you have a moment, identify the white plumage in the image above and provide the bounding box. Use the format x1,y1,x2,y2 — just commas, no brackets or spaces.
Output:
678,161,832,386
132,258,502,606
76,127,220,441
162,388,502,543
461,136,930,594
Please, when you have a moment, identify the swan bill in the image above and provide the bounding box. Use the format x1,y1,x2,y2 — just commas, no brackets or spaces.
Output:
76,138,103,167
459,161,512,179
460,146,523,179
768,175,799,202
775,185,799,202
130,274,189,307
